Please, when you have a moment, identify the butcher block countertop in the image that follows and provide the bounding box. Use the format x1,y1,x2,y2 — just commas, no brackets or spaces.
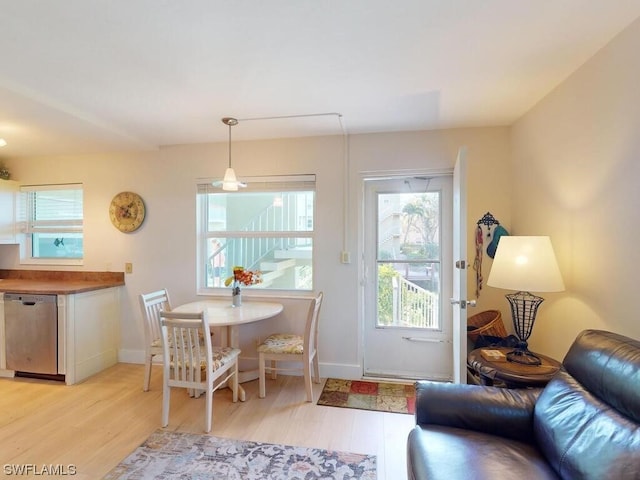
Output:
0,270,125,295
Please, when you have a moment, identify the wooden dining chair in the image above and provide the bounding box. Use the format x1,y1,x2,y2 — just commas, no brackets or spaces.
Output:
257,292,324,402
138,288,172,392
159,310,240,433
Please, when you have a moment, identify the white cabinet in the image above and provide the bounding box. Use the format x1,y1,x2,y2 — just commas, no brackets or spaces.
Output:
59,287,121,385
0,180,19,244
0,286,121,385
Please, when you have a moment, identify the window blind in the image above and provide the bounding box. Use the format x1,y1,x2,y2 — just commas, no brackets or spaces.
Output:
18,184,83,233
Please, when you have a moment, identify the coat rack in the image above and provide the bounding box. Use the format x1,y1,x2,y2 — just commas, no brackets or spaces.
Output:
473,212,503,297
477,211,500,235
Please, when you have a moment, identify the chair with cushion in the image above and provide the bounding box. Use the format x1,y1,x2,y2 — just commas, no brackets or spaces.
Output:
159,310,240,433
138,288,172,392
257,292,323,402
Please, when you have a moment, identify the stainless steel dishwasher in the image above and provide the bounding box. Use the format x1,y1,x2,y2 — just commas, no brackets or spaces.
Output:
4,293,60,378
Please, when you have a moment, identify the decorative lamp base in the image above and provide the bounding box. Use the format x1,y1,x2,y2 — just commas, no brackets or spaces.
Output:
506,347,542,366
504,291,544,366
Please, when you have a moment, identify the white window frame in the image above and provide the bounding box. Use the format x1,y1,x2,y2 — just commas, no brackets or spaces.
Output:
17,183,84,266
196,175,316,295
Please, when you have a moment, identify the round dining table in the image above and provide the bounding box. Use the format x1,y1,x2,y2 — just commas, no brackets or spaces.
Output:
172,299,283,401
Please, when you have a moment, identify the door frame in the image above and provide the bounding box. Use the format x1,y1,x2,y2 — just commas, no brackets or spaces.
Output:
358,168,455,380
452,147,469,383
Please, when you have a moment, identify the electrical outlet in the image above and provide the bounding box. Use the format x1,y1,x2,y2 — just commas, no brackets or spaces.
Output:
125,262,133,274
341,251,351,264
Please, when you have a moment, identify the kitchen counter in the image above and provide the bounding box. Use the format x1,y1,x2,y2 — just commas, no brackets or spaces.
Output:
0,270,125,294
0,270,123,384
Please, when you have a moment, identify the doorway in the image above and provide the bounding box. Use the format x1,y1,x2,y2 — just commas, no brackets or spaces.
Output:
362,175,453,380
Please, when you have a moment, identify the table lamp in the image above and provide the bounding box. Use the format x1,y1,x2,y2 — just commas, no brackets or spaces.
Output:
487,236,564,365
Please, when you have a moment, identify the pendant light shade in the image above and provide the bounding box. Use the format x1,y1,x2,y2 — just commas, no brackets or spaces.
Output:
222,167,239,191
216,117,246,191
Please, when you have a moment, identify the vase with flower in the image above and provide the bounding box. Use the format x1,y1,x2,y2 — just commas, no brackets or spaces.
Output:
224,266,262,307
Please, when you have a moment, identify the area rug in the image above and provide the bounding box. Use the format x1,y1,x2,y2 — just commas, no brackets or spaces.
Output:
103,429,376,479
317,378,416,415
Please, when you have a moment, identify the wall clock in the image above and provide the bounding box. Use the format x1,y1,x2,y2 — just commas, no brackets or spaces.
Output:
109,191,146,233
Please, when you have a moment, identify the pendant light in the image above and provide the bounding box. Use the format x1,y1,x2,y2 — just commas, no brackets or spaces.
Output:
219,117,246,191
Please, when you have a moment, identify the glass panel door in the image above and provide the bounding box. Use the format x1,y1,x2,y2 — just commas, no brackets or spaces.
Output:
363,176,453,380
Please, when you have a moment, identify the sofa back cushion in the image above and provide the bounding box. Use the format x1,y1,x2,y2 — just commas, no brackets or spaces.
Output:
533,330,640,479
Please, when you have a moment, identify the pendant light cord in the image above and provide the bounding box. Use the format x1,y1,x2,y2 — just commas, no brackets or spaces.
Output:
228,121,232,168
222,117,238,169
237,112,342,122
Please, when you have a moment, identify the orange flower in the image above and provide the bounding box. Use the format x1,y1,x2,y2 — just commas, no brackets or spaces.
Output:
224,266,262,287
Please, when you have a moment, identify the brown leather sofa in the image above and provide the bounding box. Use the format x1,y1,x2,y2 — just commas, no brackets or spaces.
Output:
407,330,640,479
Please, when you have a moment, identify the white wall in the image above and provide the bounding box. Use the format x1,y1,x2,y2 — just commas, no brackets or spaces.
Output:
510,17,640,360
0,126,511,378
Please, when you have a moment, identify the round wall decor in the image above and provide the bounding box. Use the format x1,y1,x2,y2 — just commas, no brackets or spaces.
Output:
109,191,146,233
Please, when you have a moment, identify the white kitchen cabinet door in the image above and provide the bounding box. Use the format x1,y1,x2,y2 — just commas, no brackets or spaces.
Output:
59,287,121,385
0,180,19,244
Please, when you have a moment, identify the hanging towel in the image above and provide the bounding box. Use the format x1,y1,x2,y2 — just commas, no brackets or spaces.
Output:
486,225,509,259
473,225,483,297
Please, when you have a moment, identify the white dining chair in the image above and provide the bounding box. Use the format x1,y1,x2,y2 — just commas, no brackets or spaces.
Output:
159,310,240,433
257,292,323,402
138,288,172,392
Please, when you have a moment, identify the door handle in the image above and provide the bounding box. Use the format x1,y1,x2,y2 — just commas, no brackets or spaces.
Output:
450,298,477,309
402,336,444,343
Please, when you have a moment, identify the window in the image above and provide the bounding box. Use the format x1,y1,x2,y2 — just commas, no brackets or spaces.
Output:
196,175,315,293
376,189,441,329
18,184,84,263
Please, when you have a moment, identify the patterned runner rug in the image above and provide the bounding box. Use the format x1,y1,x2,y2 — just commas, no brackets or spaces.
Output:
103,429,376,479
317,378,416,415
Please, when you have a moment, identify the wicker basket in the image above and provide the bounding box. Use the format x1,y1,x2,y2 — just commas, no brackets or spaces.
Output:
467,310,507,342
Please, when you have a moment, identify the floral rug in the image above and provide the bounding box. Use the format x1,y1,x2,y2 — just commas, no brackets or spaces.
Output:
103,429,376,479
317,379,416,415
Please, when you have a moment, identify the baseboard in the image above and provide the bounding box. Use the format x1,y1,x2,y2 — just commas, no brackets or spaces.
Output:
118,349,145,365
118,348,364,380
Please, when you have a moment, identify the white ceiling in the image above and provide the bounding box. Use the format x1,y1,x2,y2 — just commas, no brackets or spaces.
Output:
1,1,639,158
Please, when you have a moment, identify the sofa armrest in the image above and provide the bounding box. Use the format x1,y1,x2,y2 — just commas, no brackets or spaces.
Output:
415,380,542,443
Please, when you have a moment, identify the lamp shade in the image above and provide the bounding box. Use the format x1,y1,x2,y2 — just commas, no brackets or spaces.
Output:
222,167,239,191
487,236,564,293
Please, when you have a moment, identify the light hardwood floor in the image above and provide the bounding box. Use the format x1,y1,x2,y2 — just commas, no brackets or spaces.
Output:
0,363,415,479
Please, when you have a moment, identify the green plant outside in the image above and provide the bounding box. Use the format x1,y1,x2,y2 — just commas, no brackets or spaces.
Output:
377,264,397,325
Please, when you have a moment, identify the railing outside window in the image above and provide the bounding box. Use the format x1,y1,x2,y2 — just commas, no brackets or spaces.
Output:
197,175,315,293
393,276,439,328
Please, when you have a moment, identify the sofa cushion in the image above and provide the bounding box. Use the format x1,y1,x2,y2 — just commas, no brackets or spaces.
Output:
414,379,541,443
408,425,559,480
563,329,640,423
534,330,640,480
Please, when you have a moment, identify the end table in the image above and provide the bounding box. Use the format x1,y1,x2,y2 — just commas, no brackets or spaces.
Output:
467,347,561,388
